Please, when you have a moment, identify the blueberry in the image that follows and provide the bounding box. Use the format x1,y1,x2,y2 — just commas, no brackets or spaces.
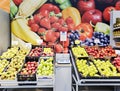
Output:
75,33,79,39
103,44,107,46
74,30,79,34
70,34,75,39
85,41,90,46
92,37,95,40
70,41,74,45
105,35,110,38
100,35,104,39
89,42,94,46
100,39,104,42
86,38,93,43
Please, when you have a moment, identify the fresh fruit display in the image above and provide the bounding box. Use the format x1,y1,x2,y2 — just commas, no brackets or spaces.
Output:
85,46,117,58
112,56,120,72
0,47,19,59
0,48,28,80
81,32,110,46
72,46,88,58
20,61,38,75
37,57,54,76
75,58,120,77
28,46,54,57
100,46,117,57
28,47,42,57
76,59,99,77
93,59,119,76
11,0,119,49
41,48,54,56
0,59,9,73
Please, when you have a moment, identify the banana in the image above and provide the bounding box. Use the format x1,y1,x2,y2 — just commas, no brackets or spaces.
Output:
11,18,43,45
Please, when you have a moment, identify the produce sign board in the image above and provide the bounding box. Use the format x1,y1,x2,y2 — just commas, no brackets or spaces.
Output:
10,0,120,53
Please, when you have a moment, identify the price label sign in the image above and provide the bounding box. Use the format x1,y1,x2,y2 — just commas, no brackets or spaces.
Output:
60,32,67,41
56,53,70,64
43,48,51,53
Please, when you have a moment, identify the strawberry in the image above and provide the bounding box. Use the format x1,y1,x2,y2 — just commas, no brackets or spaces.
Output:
51,36,57,43
40,17,51,29
50,16,59,24
63,47,68,53
43,30,55,42
65,17,74,24
68,23,75,30
54,44,64,53
37,28,46,36
58,26,68,32
13,0,23,6
40,10,49,17
34,14,43,24
60,38,69,48
57,18,66,25
51,22,61,30
28,19,35,26
55,32,60,39
30,24,39,32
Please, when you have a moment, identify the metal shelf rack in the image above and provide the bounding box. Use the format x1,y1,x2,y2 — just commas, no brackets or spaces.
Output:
70,51,120,91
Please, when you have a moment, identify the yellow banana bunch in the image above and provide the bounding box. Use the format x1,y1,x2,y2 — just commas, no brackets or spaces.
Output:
11,18,43,45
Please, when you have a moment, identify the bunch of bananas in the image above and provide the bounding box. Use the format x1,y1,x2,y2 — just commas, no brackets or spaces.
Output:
11,0,47,45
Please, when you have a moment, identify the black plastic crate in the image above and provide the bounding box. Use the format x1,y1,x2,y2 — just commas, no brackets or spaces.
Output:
17,57,39,85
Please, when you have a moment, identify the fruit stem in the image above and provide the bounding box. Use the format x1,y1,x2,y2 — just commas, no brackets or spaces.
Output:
90,20,95,28
80,29,84,33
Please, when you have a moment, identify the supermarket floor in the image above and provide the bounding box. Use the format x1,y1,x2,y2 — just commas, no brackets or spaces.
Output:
0,86,114,91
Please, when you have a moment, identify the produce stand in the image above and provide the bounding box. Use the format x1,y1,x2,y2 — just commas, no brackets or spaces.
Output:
1,0,120,91
70,50,120,91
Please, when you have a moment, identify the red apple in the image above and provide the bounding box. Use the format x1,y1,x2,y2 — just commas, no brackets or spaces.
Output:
82,9,102,25
103,6,116,22
77,0,95,15
115,1,120,10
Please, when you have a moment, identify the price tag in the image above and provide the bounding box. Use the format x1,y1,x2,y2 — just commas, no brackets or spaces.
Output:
60,32,67,41
56,53,70,64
